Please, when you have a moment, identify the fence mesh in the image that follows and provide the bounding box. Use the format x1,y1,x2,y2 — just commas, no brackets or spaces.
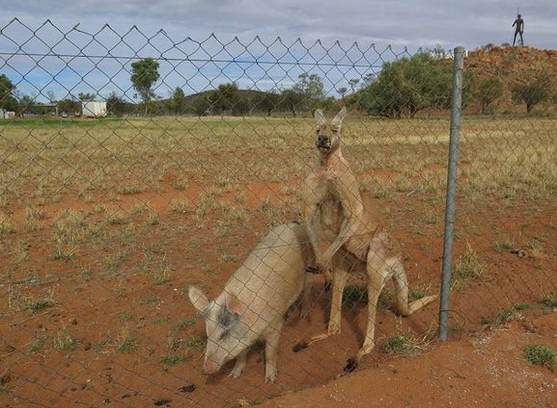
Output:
1,19,556,408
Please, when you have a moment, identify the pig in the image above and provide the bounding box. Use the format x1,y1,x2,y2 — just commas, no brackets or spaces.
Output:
188,222,314,383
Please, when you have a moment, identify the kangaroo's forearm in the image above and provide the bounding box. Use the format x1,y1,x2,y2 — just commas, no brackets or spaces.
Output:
304,205,323,259
322,217,358,262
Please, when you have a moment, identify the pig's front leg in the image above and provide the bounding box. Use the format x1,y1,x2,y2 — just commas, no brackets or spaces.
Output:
264,322,283,383
229,349,248,378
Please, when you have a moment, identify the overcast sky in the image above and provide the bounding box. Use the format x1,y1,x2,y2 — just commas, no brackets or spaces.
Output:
1,0,556,101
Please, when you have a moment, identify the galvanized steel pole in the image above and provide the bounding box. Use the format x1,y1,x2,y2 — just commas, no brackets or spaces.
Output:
438,46,465,341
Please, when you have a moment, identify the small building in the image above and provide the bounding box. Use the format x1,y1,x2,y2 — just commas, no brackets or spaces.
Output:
1,109,15,119
82,101,107,118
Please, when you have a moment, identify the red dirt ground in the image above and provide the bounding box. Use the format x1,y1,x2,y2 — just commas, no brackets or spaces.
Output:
264,310,557,408
1,178,556,408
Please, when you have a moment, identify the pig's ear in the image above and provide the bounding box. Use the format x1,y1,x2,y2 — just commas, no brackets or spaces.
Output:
225,293,246,317
188,285,210,312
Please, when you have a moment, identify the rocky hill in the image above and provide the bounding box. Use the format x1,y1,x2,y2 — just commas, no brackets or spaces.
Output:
464,46,557,113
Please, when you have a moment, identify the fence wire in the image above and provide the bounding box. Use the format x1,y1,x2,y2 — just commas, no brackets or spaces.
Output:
1,19,556,408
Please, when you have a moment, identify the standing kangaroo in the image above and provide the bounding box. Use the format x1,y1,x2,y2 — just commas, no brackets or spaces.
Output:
297,107,437,371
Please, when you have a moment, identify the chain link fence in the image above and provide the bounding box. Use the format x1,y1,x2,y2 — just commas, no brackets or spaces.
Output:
1,19,556,408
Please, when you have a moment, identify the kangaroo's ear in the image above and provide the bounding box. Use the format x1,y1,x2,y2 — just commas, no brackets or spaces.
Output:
188,285,210,312
331,107,347,129
314,109,326,126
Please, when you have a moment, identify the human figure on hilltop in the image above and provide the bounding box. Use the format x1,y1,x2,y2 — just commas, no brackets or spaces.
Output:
512,14,524,46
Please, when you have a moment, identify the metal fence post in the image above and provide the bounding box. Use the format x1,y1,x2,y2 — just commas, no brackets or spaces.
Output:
438,46,465,342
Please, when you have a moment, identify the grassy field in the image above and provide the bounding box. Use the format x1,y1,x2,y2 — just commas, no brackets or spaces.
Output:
0,114,556,407
1,115,555,207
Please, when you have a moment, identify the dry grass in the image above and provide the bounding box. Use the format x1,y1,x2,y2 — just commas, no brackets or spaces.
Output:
0,116,554,209
453,243,486,281
0,213,16,236
52,210,98,245
0,118,555,327
382,330,434,355
25,207,46,231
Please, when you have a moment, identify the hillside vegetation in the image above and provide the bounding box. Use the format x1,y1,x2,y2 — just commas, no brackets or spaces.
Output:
465,46,557,114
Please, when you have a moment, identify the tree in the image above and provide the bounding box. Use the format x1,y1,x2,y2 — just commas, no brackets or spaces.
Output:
78,92,95,101
477,78,504,114
293,73,325,103
316,96,341,114
232,94,250,116
348,78,360,93
130,58,160,114
46,90,56,103
361,74,376,88
213,82,238,113
252,92,279,116
211,82,249,115
512,79,550,113
279,89,304,117
0,73,18,111
359,63,406,118
58,98,81,114
357,52,467,118
192,92,213,116
106,92,126,116
16,94,34,116
337,87,348,99
169,87,186,115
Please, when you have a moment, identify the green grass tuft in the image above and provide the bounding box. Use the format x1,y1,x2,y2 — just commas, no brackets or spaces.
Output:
28,338,46,353
161,353,190,366
139,296,161,305
539,295,557,308
54,332,78,352
24,296,54,313
524,344,555,371
115,334,138,353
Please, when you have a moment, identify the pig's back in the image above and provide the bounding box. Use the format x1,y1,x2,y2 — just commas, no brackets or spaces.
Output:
227,223,310,321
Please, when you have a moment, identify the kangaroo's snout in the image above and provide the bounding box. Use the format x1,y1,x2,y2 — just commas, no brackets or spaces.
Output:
316,134,330,149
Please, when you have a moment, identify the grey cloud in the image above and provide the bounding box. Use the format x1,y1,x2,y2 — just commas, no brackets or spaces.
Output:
1,0,555,101
2,0,555,49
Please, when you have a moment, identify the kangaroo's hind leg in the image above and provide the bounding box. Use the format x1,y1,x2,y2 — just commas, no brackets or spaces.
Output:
346,248,392,371
391,256,412,316
392,256,438,315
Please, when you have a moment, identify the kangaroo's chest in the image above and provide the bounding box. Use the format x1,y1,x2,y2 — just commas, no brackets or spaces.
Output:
314,169,342,201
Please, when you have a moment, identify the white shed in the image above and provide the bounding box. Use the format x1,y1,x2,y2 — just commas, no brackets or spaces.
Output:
82,101,107,118
1,109,15,119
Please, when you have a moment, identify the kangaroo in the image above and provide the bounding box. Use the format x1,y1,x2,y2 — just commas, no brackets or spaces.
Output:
297,107,437,371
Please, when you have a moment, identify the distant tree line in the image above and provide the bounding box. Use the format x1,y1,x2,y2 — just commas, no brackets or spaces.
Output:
1,50,556,118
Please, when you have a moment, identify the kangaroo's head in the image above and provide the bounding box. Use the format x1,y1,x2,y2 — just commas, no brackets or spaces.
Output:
314,107,347,156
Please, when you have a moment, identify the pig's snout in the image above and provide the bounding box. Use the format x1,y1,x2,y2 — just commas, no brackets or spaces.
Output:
203,359,221,375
